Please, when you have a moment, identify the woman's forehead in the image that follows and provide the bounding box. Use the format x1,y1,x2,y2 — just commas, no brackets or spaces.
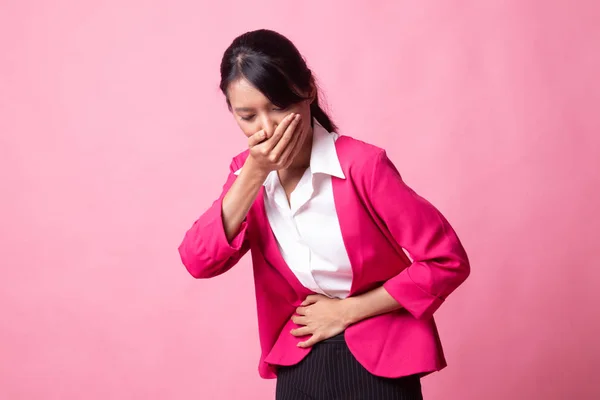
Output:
227,78,270,110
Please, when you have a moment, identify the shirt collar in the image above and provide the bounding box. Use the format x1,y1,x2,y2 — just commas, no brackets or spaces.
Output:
233,118,346,184
309,118,345,179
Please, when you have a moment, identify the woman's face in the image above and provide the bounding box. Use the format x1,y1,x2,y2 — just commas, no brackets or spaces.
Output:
227,78,312,140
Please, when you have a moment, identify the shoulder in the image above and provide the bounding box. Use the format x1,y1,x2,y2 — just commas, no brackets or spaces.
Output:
335,135,390,177
336,135,384,158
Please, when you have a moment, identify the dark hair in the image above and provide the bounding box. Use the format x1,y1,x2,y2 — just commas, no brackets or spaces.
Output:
219,29,337,133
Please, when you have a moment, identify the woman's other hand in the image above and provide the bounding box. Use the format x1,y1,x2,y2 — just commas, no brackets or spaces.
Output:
290,294,353,348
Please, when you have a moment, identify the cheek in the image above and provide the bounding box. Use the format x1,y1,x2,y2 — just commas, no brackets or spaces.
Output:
299,104,312,125
300,110,312,131
241,127,254,138
234,119,255,138
285,104,311,129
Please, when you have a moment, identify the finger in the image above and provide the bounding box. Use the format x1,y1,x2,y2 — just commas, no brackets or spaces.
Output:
263,113,296,152
247,130,266,147
297,334,322,348
290,326,312,337
291,315,308,326
271,114,301,156
295,306,307,315
278,118,305,167
280,115,311,169
301,295,320,306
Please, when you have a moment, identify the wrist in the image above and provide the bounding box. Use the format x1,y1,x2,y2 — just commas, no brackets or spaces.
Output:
340,296,360,327
241,156,270,183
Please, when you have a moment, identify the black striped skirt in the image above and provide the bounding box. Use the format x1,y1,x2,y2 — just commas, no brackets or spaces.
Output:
275,332,423,400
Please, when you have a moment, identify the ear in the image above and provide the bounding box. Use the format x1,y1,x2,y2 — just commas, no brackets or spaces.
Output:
308,83,317,104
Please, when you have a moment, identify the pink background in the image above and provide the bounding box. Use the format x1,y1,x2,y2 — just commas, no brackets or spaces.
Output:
2,1,599,399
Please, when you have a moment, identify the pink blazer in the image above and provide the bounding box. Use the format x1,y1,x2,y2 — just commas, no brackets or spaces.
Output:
178,135,470,379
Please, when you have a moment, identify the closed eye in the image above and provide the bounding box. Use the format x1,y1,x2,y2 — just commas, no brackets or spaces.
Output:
240,115,256,121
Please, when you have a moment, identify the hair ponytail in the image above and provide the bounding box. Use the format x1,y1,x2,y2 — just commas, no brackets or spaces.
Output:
310,98,337,133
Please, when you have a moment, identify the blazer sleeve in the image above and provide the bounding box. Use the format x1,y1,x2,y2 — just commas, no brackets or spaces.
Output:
368,150,470,320
178,158,251,279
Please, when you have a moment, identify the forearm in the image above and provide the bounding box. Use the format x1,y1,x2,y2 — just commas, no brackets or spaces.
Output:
343,286,402,326
222,157,268,242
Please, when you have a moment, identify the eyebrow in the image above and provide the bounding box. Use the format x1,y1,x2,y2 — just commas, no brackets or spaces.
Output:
234,107,255,112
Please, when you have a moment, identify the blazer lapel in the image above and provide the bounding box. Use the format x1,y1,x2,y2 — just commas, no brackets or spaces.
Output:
254,188,313,300
332,137,365,296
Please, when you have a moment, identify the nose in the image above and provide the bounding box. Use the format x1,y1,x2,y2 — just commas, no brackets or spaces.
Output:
260,114,278,138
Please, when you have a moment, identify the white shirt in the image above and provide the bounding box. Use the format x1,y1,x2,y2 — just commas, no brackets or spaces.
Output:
235,119,353,299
